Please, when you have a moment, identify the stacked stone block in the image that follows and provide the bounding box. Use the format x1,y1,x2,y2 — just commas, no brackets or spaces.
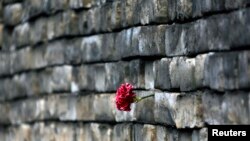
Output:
0,0,250,140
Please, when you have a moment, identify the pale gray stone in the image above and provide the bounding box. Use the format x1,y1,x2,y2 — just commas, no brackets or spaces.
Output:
134,124,156,141
93,94,116,121
154,58,171,90
113,124,132,141
3,3,23,25
29,18,47,45
12,23,30,48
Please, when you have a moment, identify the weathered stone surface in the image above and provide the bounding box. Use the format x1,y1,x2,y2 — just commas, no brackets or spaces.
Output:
81,35,103,62
93,94,116,121
104,62,125,91
204,51,250,91
3,3,23,26
154,92,204,128
195,54,207,88
134,124,156,141
202,91,250,125
0,24,2,47
112,124,132,141
44,41,65,66
64,39,82,65
145,61,155,89
124,60,145,89
151,0,169,23
166,9,250,56
126,26,166,58
154,58,171,90
134,91,155,122
169,57,196,91
64,10,80,35
0,52,11,75
2,27,13,51
29,18,47,45
111,0,123,29
12,23,30,48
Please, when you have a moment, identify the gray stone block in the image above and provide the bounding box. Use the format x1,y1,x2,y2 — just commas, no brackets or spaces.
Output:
145,61,155,89
154,58,171,90
135,26,166,56
0,52,11,75
12,23,30,48
29,18,47,45
179,58,196,91
76,95,95,121
202,91,225,125
53,13,66,38
165,24,187,56
100,4,113,32
93,94,116,121
72,65,95,91
89,123,113,141
85,8,101,34
112,124,132,141
155,92,204,128
204,53,225,91
2,27,14,51
104,62,125,91
134,91,155,122
137,0,152,25
63,10,80,36
203,91,250,125
133,124,156,141
49,66,73,92
46,0,68,13
222,92,249,124
124,60,145,89
174,92,203,128
11,47,32,72
81,35,103,62
94,64,106,92
3,3,23,26
0,24,2,47
64,38,82,65
169,58,180,89
123,0,137,27
154,92,179,126
156,126,168,141
23,0,45,20
44,41,65,65
199,128,208,141
101,33,120,61
0,78,14,100
176,0,193,20
117,29,133,58
111,1,123,29
151,0,169,23
195,54,207,88
238,51,250,88
179,131,192,141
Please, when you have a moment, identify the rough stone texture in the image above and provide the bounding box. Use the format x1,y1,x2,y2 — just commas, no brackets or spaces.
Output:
203,91,250,125
154,92,204,128
3,3,23,25
1,0,250,140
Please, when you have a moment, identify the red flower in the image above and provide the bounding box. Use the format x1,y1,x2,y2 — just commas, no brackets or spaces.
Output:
115,83,136,111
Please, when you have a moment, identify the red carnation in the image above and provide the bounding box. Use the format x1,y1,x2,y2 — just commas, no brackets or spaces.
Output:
115,83,136,111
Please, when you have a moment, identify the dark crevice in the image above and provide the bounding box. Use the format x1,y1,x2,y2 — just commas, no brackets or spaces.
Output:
0,119,204,130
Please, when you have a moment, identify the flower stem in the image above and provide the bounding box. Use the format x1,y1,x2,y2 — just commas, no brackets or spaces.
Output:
135,94,154,103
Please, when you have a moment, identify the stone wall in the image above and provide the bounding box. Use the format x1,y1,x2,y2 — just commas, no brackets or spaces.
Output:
0,0,250,140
